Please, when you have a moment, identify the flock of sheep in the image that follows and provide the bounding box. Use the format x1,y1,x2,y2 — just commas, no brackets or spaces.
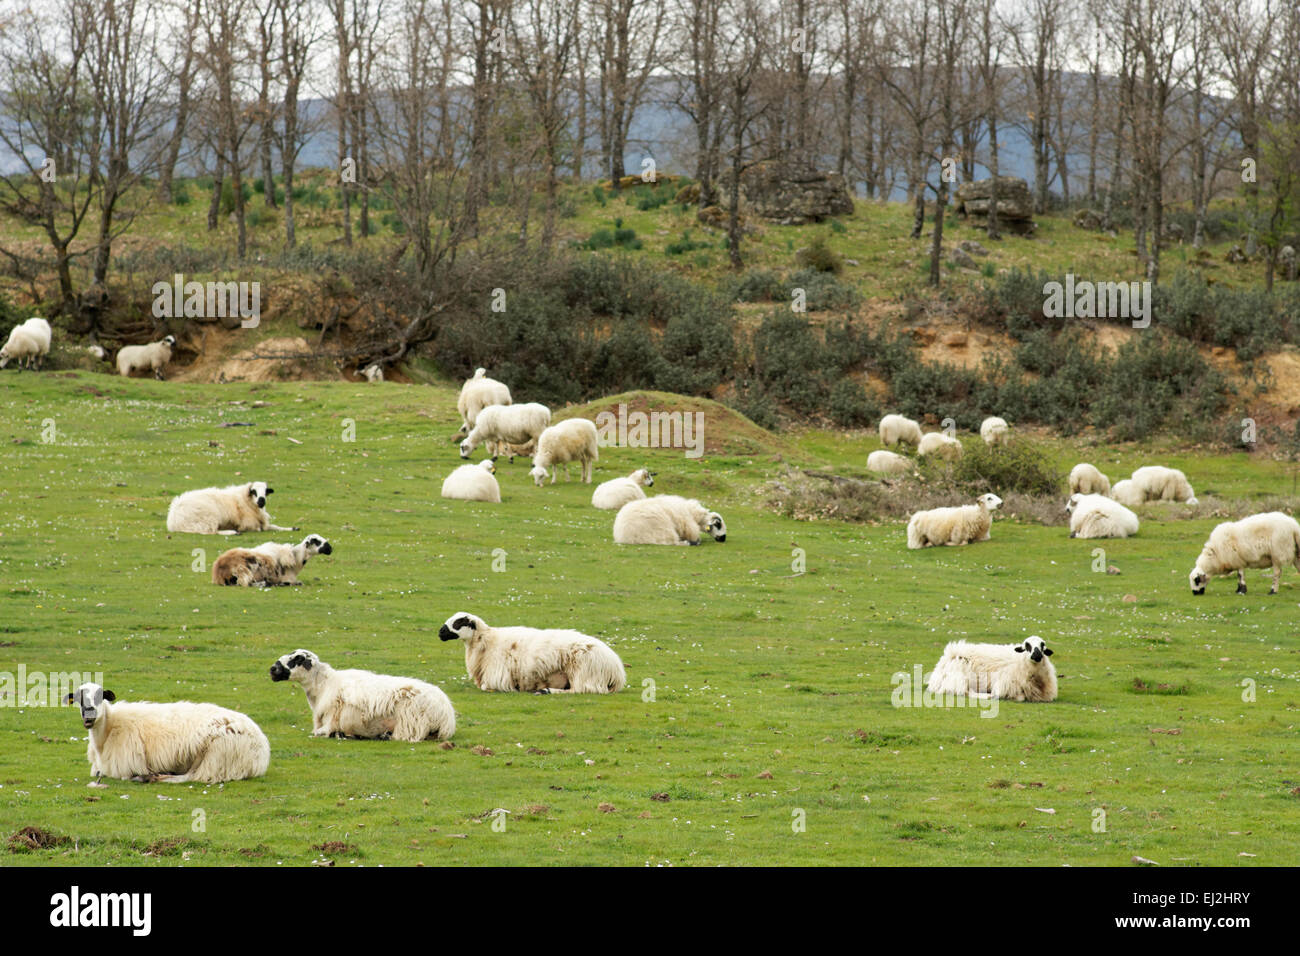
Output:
1,316,176,377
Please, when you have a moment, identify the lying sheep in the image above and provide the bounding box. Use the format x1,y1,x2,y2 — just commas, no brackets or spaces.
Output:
270,649,455,740
879,413,923,447
439,612,626,694
927,636,1058,702
117,334,176,379
442,460,501,503
167,480,296,535
907,493,1001,549
1131,465,1198,504
1066,493,1139,539
456,367,511,437
1189,511,1300,595
65,682,270,785
212,534,333,586
592,468,655,510
1110,478,1144,508
918,431,963,460
867,449,913,476
980,416,1010,446
0,327,42,370
460,402,550,459
530,418,599,485
613,494,727,546
1069,463,1111,496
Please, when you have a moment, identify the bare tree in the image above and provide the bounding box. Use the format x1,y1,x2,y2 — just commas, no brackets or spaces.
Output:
276,0,321,248
156,0,204,203
595,0,666,191
198,0,256,258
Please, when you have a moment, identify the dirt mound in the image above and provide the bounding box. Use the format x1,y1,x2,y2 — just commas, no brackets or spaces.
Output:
556,390,792,458
173,333,346,384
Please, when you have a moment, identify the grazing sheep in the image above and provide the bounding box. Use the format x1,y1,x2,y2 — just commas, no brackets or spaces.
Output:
0,327,42,370
1069,463,1111,496
530,418,599,485
1131,465,1198,504
460,402,551,459
980,416,1010,446
360,363,384,382
65,682,270,785
500,438,536,463
1189,512,1300,595
212,534,333,586
270,650,455,741
917,431,964,461
879,413,923,447
906,493,1001,549
166,480,296,535
442,460,501,503
613,494,727,546
927,636,1058,702
867,449,913,476
1110,478,1144,508
1066,493,1139,539
117,334,176,379
438,612,626,694
592,468,655,509
456,368,511,436
20,316,52,352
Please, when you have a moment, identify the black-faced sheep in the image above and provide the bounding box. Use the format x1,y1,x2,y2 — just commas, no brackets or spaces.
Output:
117,334,176,379
927,636,1058,702
166,480,296,535
907,493,1001,549
211,534,333,586
270,649,456,740
1189,512,1300,595
438,612,626,694
612,494,727,545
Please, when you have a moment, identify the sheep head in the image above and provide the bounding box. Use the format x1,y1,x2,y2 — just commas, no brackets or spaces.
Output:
301,534,332,556
439,613,483,642
479,460,496,475
249,481,273,509
1065,493,1083,515
65,682,116,729
458,438,474,459
1012,636,1053,664
1189,566,1208,595
529,464,548,487
978,493,1003,512
270,649,319,682
706,511,727,542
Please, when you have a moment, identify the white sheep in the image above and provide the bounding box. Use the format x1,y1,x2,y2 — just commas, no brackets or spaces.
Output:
20,316,52,352
439,612,626,694
927,636,1058,702
457,368,511,436
1069,463,1111,496
85,344,107,361
906,493,1001,549
1131,465,1198,504
117,334,176,379
980,416,1010,446
592,468,655,509
460,402,551,459
1189,511,1300,595
867,449,913,476
270,649,455,741
0,327,42,370
530,418,599,485
360,363,384,382
1066,493,1139,539
442,460,501,503
879,413,923,447
613,494,727,546
166,480,296,535
212,534,333,586
1110,478,1144,508
918,431,963,460
65,682,270,786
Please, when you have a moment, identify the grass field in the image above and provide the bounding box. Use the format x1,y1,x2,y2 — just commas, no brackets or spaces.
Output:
2,372,1298,867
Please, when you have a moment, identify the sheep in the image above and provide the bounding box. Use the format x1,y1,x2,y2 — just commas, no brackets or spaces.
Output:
270,649,455,741
867,449,913,476
360,363,384,382
456,368,511,436
980,416,1010,446
117,334,176,379
879,413,923,447
460,402,550,459
0,327,42,370
917,431,964,461
212,534,333,586
530,418,599,485
442,460,501,503
906,493,1001,549
1069,463,1111,496
613,494,727,546
5,317,53,370
85,344,107,361
1066,493,1139,539
166,480,296,535
438,612,626,694
592,468,655,510
1110,478,1144,508
1189,511,1300,595
1131,465,1198,504
65,681,270,786
926,636,1058,702
20,316,52,351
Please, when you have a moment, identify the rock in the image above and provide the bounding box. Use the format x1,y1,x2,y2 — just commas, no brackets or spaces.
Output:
955,176,1036,234
1225,244,1247,263
696,204,729,229
1164,221,1185,243
730,160,855,225
675,182,701,205
958,239,989,256
949,246,979,270
943,331,968,347
1073,208,1104,231
906,327,937,346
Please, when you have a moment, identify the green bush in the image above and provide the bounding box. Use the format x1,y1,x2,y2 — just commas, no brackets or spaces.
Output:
727,269,784,302
752,311,831,416
783,269,858,310
665,230,712,256
795,234,843,273
949,437,1064,496
827,378,879,427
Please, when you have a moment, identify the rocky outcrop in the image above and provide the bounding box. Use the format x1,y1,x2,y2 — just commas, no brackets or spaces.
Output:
955,177,1035,234
735,161,855,225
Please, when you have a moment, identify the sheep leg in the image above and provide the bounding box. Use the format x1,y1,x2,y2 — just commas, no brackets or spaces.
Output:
1237,570,1247,595
1271,565,1281,594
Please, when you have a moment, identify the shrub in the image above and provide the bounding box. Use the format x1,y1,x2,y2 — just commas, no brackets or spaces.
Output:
783,269,858,310
795,234,843,273
752,311,831,416
665,230,712,256
827,378,879,427
949,437,1064,496
727,269,783,302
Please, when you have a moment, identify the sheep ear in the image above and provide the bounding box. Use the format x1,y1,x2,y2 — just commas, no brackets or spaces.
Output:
102,690,116,702
1014,646,1024,652
1043,648,1053,656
